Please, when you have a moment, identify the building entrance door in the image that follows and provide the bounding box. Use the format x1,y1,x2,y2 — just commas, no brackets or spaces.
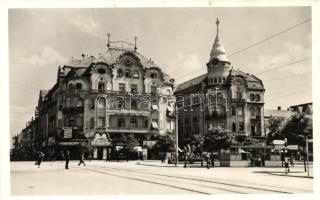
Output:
97,147,103,160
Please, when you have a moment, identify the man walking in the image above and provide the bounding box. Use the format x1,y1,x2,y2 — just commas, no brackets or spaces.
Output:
65,150,70,169
36,151,43,168
78,152,86,166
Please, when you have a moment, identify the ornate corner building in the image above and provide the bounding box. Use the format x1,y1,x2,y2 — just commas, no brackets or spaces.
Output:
174,19,265,144
18,37,175,160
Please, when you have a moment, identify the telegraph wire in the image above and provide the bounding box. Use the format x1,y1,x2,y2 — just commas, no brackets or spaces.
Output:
174,18,311,82
255,57,311,75
267,89,311,102
228,18,311,57
263,72,311,82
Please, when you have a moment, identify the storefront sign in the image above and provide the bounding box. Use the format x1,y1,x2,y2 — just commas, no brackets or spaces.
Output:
60,141,80,146
143,141,157,148
63,127,72,139
91,133,111,146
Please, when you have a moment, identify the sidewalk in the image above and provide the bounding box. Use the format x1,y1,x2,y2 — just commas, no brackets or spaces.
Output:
137,160,314,178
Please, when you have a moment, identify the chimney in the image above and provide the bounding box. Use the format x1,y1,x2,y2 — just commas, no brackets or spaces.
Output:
277,106,281,110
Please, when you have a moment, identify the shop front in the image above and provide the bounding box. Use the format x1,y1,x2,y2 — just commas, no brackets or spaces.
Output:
91,133,112,160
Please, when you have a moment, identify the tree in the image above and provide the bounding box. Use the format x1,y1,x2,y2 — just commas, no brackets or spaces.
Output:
190,134,204,156
203,129,232,153
280,113,312,147
153,134,175,153
266,116,284,144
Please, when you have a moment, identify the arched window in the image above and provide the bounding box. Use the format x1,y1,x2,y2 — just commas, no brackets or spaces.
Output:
131,100,137,110
166,89,171,95
90,117,94,129
125,69,131,78
68,83,75,91
133,70,139,78
117,69,123,77
150,73,157,78
144,119,149,128
118,118,125,127
130,118,137,128
214,77,217,83
76,83,82,90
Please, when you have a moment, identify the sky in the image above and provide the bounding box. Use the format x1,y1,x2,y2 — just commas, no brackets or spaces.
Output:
9,7,311,138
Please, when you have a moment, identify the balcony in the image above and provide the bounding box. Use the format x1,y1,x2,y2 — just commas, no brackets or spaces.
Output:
106,109,150,116
62,106,84,113
106,127,157,134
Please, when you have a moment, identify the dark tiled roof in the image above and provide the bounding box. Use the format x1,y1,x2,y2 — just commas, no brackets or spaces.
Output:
174,74,207,92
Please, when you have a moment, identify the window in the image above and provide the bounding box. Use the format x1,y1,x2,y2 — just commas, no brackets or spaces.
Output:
90,117,94,129
231,107,236,116
119,83,126,93
214,77,217,83
117,69,123,77
130,118,137,128
151,86,157,95
232,123,236,132
255,94,261,102
58,119,63,128
131,100,137,110
150,73,157,78
69,117,75,127
219,77,222,83
98,82,105,91
133,70,139,78
166,89,171,95
118,99,125,109
125,70,131,78
223,77,226,82
238,122,244,131
98,68,106,74
76,117,83,127
76,83,82,90
131,84,138,93
144,120,149,128
90,99,95,109
98,117,105,127
118,118,125,127
250,108,255,116
68,83,75,91
236,92,242,99
250,94,255,101
237,107,243,116
76,99,83,107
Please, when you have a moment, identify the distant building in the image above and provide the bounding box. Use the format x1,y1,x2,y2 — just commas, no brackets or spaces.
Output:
13,36,175,160
174,19,265,144
289,103,312,116
264,106,294,135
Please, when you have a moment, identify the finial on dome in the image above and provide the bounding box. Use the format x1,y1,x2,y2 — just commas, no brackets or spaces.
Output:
107,33,111,48
216,18,220,36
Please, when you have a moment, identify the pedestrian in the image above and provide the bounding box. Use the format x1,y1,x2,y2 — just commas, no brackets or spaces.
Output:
206,154,210,169
210,153,215,168
36,151,43,168
290,155,294,167
184,152,188,168
78,152,86,166
261,154,265,167
284,156,289,174
65,150,70,169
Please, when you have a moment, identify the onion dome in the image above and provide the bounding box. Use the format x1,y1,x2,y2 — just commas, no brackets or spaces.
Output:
209,18,229,63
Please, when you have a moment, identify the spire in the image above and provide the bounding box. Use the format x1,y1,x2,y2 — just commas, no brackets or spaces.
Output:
209,18,229,63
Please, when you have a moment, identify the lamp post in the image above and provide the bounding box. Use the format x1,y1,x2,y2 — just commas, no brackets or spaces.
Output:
175,105,179,167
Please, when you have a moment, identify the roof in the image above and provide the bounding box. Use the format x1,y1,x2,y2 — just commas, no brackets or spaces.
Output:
231,69,261,82
39,90,48,99
175,74,207,92
264,109,294,118
209,35,228,62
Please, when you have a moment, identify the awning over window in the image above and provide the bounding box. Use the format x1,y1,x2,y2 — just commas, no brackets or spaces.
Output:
151,105,158,111
151,121,159,129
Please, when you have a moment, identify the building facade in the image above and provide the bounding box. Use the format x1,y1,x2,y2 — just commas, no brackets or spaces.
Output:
14,37,175,160
174,19,265,145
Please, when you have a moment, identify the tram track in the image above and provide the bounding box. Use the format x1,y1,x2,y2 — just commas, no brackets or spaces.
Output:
82,165,294,194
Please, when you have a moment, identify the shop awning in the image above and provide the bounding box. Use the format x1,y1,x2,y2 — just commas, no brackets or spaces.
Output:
151,121,159,129
133,146,143,152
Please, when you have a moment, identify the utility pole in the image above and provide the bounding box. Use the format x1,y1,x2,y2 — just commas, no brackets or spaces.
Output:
175,107,179,167
306,137,309,177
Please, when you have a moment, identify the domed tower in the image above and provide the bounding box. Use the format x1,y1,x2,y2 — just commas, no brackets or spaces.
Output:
207,18,231,85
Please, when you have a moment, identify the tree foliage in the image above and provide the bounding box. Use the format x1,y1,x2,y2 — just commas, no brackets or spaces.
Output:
153,134,175,153
266,116,284,144
280,113,312,146
203,129,232,152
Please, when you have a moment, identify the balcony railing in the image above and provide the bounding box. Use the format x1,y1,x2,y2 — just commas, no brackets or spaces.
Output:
62,106,84,113
106,127,156,134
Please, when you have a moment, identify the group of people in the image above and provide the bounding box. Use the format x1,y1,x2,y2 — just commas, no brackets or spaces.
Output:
250,154,265,167
35,150,86,169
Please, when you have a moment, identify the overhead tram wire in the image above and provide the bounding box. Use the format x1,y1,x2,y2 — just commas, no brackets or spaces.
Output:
263,72,311,82
267,89,311,103
174,18,312,82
